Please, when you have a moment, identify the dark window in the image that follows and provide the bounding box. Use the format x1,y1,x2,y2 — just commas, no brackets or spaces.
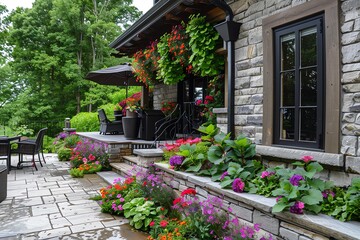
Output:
274,15,324,149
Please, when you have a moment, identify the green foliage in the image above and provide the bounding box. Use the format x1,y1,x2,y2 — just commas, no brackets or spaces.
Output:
43,136,56,153
197,124,220,143
271,160,332,214
13,125,34,137
249,167,281,197
3,0,141,125
57,147,72,161
108,86,142,105
157,33,185,85
178,142,210,173
186,14,224,77
123,197,166,230
69,168,84,178
71,112,99,132
323,178,360,221
64,135,80,148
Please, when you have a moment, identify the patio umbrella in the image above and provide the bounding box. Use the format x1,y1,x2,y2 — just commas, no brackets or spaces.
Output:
85,64,144,98
85,64,143,86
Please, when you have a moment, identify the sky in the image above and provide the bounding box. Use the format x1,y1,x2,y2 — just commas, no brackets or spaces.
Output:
0,0,153,14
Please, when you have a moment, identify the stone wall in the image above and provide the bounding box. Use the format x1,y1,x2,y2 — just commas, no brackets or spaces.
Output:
340,0,360,172
153,83,177,110
213,0,360,177
155,162,360,240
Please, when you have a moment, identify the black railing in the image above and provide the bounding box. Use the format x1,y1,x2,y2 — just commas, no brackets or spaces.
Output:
152,102,204,146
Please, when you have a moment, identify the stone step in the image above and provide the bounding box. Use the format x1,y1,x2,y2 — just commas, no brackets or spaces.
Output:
110,162,134,178
96,171,124,185
123,155,139,165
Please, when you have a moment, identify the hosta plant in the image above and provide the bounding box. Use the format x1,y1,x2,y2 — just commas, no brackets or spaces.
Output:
123,197,167,230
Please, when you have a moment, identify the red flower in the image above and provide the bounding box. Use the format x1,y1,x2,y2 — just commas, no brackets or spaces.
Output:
181,188,196,197
88,154,96,161
142,181,147,186
205,95,214,101
149,221,155,227
125,177,134,185
160,220,168,228
173,198,181,205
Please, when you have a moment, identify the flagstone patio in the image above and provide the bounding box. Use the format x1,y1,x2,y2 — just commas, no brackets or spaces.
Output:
0,155,148,240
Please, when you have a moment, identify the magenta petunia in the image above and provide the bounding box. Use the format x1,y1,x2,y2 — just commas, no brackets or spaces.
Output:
232,178,245,193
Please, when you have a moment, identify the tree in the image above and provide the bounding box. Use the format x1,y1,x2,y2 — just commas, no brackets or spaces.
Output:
5,0,140,124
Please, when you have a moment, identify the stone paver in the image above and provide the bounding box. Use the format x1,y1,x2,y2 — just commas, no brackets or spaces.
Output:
0,154,148,239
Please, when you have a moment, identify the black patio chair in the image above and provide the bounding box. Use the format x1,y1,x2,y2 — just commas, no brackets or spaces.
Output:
98,109,123,135
0,142,11,173
11,128,47,171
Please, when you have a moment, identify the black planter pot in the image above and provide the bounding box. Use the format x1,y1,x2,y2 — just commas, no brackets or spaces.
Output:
122,116,140,139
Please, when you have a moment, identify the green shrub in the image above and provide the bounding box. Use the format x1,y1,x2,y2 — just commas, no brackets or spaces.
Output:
108,87,141,104
64,135,80,148
57,147,72,161
43,136,56,153
71,112,99,132
69,168,84,178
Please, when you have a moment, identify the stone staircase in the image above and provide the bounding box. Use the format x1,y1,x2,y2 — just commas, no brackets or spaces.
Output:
97,148,164,184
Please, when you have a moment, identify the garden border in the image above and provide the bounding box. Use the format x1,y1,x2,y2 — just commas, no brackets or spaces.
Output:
154,162,360,240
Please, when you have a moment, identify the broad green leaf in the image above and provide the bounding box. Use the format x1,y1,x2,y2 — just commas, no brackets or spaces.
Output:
301,189,323,205
272,203,288,213
220,179,233,188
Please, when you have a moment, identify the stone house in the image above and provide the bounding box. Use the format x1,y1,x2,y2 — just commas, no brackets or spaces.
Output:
110,0,360,184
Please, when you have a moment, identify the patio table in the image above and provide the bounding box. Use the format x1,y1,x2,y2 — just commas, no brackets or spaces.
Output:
0,136,21,172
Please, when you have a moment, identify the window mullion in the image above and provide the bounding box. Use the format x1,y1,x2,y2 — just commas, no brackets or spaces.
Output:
294,29,300,144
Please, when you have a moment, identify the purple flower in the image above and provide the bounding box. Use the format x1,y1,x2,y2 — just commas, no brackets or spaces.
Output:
261,171,275,179
289,174,304,186
220,171,229,180
289,201,305,214
169,155,184,166
232,178,245,193
322,190,335,198
276,196,283,202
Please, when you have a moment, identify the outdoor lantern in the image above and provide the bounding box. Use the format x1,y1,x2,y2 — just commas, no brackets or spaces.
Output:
214,20,241,42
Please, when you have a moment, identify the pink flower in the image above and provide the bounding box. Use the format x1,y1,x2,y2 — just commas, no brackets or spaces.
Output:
301,155,313,163
195,99,202,106
261,171,275,179
82,158,88,164
95,161,100,165
149,221,155,227
160,220,168,227
232,178,245,193
88,154,96,161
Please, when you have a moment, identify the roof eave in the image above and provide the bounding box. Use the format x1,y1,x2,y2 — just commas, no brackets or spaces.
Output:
109,0,183,50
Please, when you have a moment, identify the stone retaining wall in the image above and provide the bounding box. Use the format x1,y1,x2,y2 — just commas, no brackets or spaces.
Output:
155,162,360,240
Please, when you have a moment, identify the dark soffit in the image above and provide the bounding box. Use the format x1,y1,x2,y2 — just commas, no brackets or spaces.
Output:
109,0,226,56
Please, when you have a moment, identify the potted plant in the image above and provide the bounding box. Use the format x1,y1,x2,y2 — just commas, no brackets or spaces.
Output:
123,103,141,139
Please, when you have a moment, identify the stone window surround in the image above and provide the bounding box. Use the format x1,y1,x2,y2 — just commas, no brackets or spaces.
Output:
262,0,341,154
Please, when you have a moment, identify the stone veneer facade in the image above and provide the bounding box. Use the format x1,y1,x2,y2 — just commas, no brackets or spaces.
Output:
153,83,177,110
153,0,360,182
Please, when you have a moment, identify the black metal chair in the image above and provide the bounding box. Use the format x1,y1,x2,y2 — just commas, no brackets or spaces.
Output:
0,142,11,173
11,128,47,171
98,109,123,135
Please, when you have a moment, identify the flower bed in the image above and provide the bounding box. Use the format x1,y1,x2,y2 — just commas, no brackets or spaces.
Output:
161,125,360,223
92,167,273,240
154,162,360,240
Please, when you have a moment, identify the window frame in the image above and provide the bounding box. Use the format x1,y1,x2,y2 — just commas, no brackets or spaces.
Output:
273,15,325,149
262,0,340,153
